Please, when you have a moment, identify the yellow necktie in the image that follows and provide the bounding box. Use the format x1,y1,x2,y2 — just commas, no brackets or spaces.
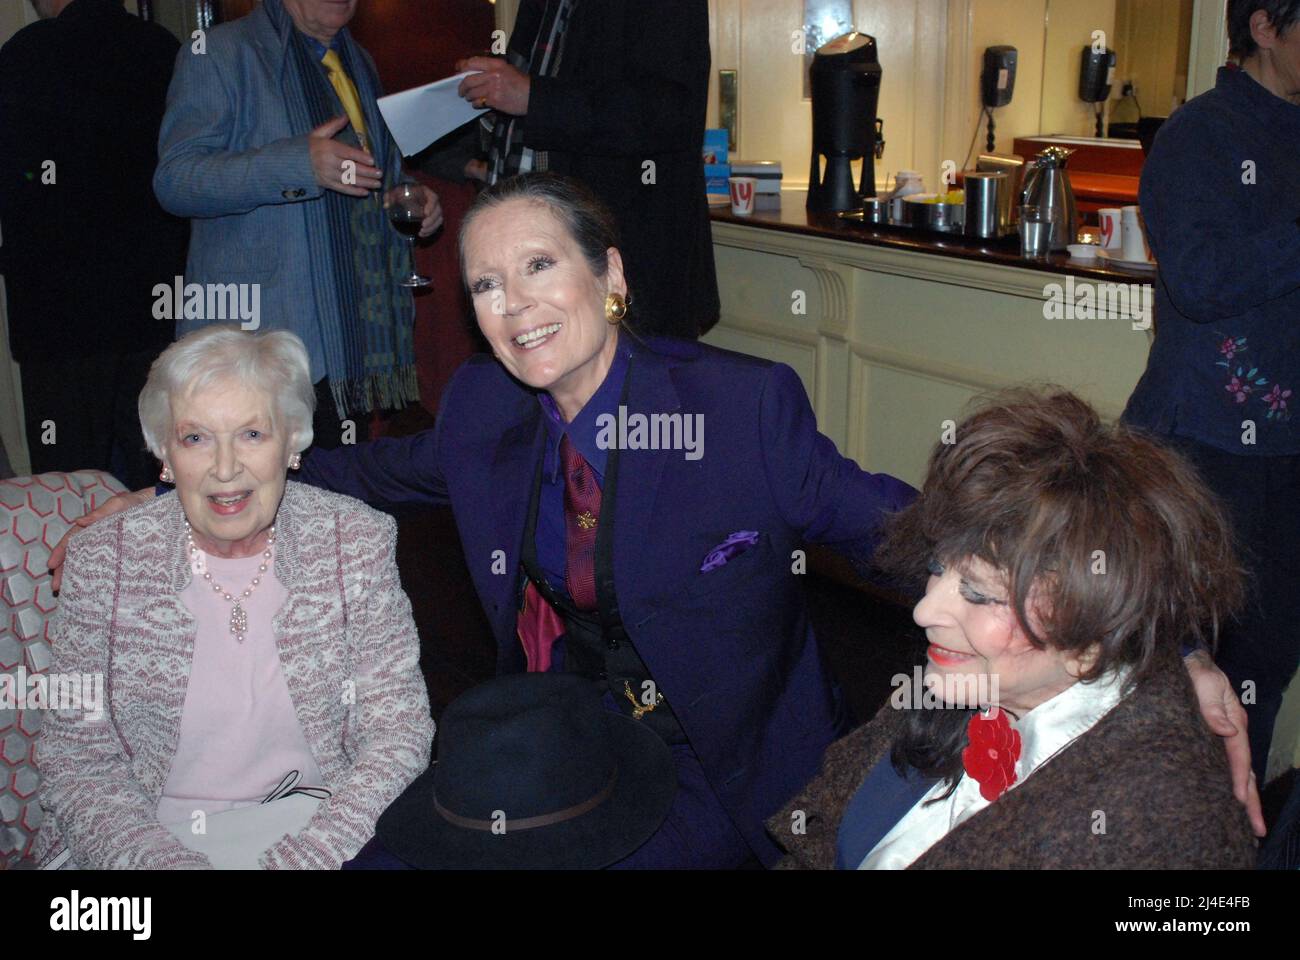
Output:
321,49,369,152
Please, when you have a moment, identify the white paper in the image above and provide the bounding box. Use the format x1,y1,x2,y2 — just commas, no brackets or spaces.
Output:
377,71,489,158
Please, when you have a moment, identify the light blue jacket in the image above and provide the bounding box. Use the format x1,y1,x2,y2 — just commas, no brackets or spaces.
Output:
153,0,403,383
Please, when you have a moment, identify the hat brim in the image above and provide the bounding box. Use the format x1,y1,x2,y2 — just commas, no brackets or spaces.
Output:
376,712,677,869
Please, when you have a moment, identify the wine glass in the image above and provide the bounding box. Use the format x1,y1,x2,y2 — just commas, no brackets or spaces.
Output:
387,182,431,288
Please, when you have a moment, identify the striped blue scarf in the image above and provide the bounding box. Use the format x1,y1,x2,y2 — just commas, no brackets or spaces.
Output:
267,0,419,417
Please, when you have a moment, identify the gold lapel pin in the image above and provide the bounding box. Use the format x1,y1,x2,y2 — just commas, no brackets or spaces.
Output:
623,681,665,720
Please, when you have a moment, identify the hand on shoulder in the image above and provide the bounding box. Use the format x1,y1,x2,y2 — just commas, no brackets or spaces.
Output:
47,488,154,592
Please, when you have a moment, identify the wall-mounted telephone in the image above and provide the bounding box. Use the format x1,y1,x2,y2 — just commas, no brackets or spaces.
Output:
1079,46,1117,136
978,46,1017,153
981,46,1018,108
1079,46,1117,102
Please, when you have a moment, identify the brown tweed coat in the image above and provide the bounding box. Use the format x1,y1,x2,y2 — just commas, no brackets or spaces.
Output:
768,648,1257,869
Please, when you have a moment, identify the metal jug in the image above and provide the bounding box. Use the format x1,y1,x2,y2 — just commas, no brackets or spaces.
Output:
1020,146,1078,251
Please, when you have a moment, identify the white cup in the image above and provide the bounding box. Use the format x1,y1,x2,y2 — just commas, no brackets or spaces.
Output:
1120,205,1150,262
728,176,757,216
891,170,925,198
1097,208,1123,250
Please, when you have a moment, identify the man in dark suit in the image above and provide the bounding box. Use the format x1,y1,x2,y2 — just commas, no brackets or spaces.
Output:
437,0,720,341
0,0,187,488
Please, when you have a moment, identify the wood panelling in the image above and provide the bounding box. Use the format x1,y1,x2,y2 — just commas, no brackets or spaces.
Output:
219,0,259,22
216,0,495,93
349,0,495,94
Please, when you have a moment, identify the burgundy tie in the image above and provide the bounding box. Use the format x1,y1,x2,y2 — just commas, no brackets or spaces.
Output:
516,434,603,671
561,434,601,610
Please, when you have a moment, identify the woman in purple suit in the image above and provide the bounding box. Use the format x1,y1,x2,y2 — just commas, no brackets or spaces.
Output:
307,173,913,867
59,173,1262,867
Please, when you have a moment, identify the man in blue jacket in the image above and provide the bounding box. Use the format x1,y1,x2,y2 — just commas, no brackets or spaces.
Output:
153,0,443,448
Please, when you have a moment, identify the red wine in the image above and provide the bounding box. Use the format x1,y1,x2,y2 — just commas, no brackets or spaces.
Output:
391,216,421,238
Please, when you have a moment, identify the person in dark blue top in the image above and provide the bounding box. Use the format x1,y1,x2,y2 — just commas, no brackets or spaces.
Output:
1123,0,1300,786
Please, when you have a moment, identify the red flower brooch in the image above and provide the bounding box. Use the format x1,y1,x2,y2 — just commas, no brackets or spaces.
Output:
962,707,1022,802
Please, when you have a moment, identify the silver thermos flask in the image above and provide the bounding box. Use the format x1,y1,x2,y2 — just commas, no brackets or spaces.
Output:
1020,146,1078,251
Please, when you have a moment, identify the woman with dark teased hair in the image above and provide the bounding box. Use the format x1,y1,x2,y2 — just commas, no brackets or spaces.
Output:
771,390,1258,869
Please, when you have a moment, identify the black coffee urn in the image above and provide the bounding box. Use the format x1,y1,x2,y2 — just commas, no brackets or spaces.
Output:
807,31,884,213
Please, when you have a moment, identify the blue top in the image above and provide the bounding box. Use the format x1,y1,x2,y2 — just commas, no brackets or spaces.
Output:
535,340,632,596
834,755,937,869
1123,65,1300,455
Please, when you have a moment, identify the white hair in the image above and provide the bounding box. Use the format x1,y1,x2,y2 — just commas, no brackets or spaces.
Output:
138,325,316,460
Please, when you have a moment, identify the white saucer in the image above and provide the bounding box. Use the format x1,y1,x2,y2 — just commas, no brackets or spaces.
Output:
1097,248,1158,270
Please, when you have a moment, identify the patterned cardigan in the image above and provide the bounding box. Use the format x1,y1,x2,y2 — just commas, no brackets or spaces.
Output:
31,481,434,869
768,647,1257,869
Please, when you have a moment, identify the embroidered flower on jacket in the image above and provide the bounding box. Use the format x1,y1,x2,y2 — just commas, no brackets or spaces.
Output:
1225,375,1256,404
1218,336,1244,361
1215,337,1287,419
1263,384,1293,420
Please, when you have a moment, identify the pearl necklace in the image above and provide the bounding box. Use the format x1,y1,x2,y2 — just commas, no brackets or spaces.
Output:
185,520,274,643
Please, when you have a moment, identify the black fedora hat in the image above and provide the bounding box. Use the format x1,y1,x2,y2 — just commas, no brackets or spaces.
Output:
376,673,677,869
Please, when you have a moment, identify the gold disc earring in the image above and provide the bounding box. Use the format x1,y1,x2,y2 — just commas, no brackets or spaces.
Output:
604,292,627,324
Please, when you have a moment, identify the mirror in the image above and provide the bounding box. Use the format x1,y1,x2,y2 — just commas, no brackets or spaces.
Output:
802,0,854,99
139,0,218,39
1040,0,1194,141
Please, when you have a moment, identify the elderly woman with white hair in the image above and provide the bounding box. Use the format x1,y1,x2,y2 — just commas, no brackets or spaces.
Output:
32,325,433,870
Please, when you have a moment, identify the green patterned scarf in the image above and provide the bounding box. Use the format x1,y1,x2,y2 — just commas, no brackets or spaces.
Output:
274,0,419,417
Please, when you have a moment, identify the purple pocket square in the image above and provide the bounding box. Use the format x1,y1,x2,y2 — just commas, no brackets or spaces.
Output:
700,531,760,573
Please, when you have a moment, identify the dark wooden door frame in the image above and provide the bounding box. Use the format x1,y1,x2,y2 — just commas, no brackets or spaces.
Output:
137,0,221,27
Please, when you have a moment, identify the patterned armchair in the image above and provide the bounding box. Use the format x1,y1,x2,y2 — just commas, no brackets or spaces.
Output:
0,471,124,868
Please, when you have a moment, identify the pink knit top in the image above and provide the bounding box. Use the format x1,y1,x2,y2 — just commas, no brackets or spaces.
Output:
156,550,324,826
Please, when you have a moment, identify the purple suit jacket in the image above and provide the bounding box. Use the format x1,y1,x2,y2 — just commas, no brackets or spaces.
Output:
299,336,916,863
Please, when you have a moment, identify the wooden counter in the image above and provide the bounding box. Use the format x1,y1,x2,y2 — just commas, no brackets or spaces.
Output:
705,191,1156,488
708,194,1154,283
